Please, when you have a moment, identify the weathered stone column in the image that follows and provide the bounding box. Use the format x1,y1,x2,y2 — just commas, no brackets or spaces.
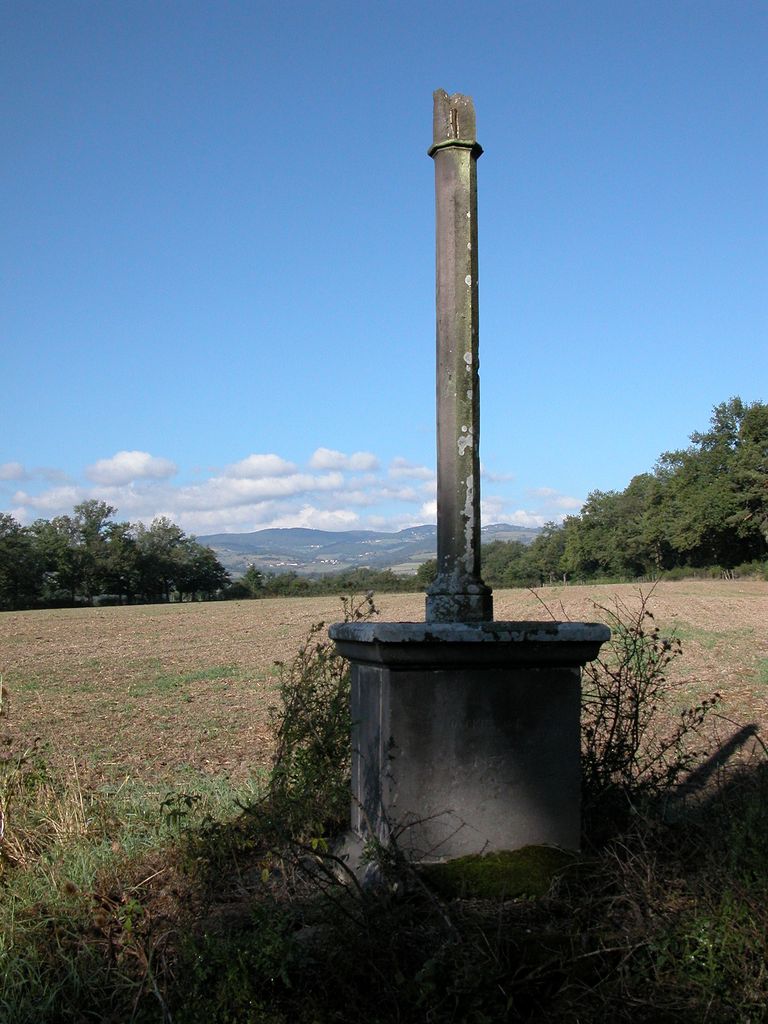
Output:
426,90,492,623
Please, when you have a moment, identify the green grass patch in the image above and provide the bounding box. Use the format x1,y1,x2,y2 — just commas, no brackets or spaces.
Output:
663,620,754,648
420,845,576,899
130,663,240,696
0,757,265,1024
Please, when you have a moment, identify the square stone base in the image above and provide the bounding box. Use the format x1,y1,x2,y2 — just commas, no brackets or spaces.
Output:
350,660,581,859
329,621,609,862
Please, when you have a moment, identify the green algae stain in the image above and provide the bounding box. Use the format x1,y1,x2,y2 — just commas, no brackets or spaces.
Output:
420,845,576,899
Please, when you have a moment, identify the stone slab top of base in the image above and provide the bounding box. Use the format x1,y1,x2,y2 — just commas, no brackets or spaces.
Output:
328,620,610,669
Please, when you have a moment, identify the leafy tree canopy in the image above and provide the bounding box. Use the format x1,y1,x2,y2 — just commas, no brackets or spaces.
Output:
483,398,768,587
0,507,230,610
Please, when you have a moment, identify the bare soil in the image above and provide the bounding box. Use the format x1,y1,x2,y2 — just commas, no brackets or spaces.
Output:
1,581,766,787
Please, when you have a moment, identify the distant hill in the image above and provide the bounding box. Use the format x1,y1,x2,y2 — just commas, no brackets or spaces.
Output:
197,523,541,577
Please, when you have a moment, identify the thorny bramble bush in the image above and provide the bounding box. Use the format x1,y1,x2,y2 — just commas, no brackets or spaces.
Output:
265,592,379,840
579,588,721,837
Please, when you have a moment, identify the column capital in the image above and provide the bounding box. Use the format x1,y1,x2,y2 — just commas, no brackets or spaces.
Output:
429,91,483,158
427,138,483,159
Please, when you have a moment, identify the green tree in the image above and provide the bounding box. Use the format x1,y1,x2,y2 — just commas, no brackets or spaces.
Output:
560,491,625,578
481,539,537,588
559,398,768,579
71,500,117,603
262,571,311,597
721,400,768,550
637,473,677,572
655,398,767,568
135,517,186,602
31,515,81,602
415,558,437,590
241,564,266,597
175,540,230,601
525,522,568,584
0,515,42,610
103,521,140,603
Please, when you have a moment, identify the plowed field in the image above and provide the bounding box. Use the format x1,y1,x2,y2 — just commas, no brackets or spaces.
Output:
1,581,766,787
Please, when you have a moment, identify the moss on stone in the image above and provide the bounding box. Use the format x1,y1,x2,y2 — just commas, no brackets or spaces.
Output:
419,845,577,899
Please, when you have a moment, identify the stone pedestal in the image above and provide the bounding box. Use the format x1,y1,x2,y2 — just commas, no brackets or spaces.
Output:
329,620,610,863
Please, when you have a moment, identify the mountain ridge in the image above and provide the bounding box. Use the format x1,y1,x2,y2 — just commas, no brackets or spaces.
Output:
197,523,541,577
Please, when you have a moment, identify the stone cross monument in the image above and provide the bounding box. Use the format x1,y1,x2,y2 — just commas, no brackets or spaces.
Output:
329,91,609,869
426,90,492,623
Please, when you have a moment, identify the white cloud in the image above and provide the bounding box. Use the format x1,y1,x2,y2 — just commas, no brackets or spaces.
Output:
528,487,583,511
7,442,583,538
157,501,285,535
86,451,177,486
10,467,361,533
1,464,72,487
389,457,435,481
174,472,345,512
258,505,361,531
480,496,507,522
380,485,421,503
349,452,380,471
309,448,347,470
326,484,422,507
419,500,437,522
333,489,379,507
552,496,583,510
12,485,86,512
223,454,297,478
162,501,358,536
365,510,432,532
0,462,29,481
309,447,379,471
505,509,548,528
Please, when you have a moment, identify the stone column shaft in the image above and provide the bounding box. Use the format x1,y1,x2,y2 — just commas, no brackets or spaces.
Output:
426,90,492,623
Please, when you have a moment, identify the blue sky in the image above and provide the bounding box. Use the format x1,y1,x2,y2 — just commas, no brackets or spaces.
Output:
2,1,766,536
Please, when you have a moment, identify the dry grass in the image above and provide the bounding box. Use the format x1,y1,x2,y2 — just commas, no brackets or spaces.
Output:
1,581,766,787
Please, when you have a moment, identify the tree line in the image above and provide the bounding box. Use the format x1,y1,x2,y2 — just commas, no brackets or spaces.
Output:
0,501,428,611
0,501,230,610
476,397,768,588
3,398,765,609
225,564,426,600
